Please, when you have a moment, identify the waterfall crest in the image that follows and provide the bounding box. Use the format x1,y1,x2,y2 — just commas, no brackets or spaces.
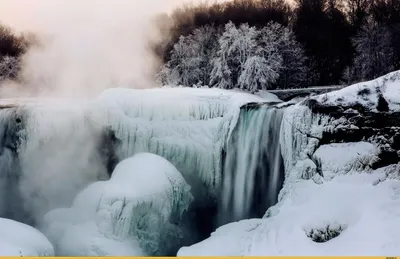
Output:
220,106,285,225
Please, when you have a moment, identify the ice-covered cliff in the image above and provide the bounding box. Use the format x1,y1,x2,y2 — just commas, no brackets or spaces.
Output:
179,71,400,256
0,87,278,255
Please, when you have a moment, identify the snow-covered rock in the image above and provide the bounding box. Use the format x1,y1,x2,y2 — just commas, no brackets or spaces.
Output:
42,153,193,256
0,218,54,256
315,70,400,112
314,142,377,180
179,168,400,256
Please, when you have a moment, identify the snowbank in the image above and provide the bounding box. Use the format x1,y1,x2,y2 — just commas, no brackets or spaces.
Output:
315,70,400,111
42,153,193,256
314,142,377,180
179,167,400,256
0,218,54,256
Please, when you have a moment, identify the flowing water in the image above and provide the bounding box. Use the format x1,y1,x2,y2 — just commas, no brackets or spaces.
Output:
219,105,285,225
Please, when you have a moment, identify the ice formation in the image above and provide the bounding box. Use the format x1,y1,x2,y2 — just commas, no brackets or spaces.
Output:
0,218,54,256
0,87,273,255
96,88,265,195
0,87,265,224
42,153,193,256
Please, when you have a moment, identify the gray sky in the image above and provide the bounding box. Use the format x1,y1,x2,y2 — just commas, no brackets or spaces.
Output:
0,0,229,32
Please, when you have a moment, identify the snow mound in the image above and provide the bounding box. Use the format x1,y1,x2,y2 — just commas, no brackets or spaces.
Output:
314,142,377,180
0,218,54,256
179,170,400,256
315,70,400,111
42,153,193,256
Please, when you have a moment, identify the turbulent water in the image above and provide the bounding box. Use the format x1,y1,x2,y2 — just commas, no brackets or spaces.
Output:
219,105,285,225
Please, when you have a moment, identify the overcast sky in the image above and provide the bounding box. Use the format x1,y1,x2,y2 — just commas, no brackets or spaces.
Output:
0,0,229,32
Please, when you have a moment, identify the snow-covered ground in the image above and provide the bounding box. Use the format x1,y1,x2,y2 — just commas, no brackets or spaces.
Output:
180,168,400,256
0,218,54,256
179,142,400,256
316,70,400,111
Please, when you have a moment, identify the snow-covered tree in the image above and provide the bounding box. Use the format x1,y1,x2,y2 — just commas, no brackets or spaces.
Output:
0,55,21,82
191,25,221,86
260,22,308,89
162,21,308,91
210,22,259,89
352,20,394,81
158,26,220,87
238,55,280,92
163,35,203,86
210,57,232,89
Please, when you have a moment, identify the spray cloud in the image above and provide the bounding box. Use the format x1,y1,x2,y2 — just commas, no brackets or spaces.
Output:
0,0,193,98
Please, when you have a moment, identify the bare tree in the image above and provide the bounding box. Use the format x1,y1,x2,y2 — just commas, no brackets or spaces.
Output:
352,19,394,81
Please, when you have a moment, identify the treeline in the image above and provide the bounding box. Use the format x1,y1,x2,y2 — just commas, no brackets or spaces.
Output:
0,24,34,84
155,0,400,90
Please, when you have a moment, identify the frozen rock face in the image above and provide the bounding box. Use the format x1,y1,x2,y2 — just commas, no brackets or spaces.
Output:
0,218,54,256
42,153,193,256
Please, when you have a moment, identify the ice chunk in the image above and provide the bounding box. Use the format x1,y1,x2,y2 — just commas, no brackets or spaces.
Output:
43,153,193,256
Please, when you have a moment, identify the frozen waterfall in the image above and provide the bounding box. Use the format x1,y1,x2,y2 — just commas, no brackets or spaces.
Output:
0,88,289,255
219,105,285,224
